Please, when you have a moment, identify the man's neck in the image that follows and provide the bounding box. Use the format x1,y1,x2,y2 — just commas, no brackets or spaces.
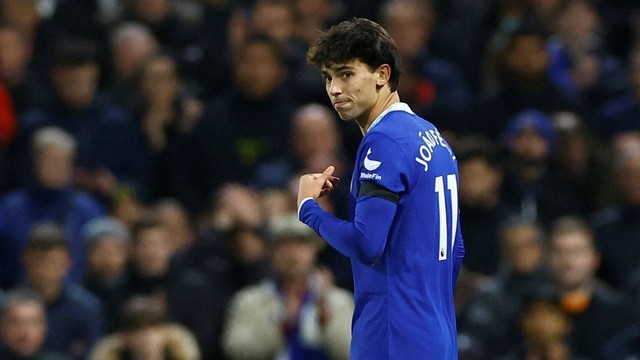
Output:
32,282,64,303
356,90,400,134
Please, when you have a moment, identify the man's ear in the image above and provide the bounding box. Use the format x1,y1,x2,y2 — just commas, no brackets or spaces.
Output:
376,64,391,87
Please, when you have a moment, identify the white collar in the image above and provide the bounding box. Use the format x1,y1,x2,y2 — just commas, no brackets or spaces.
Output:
366,102,413,132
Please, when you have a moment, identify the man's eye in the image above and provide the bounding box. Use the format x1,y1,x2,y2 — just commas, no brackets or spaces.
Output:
324,76,332,83
342,72,352,78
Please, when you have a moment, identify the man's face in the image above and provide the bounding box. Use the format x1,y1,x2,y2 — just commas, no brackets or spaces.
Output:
271,241,316,281
87,236,129,279
502,225,543,274
322,59,381,122
459,157,502,208
234,42,284,100
549,232,599,291
383,1,431,59
132,227,173,277
0,28,31,84
252,2,295,44
35,144,74,190
510,128,550,162
505,35,550,80
23,248,71,289
51,62,99,110
0,301,47,357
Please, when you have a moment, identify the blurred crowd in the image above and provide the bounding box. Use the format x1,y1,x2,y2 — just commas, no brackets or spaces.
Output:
0,0,640,359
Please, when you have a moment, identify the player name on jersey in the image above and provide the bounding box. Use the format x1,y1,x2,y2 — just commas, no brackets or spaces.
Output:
415,129,451,172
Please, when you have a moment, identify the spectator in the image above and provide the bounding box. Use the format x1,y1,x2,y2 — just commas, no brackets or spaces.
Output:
13,37,148,202
592,133,640,290
0,126,104,288
551,111,617,215
380,0,471,135
187,182,271,287
169,182,277,358
499,291,573,360
294,0,345,46
250,0,327,104
0,25,46,117
500,109,584,227
456,136,515,278
458,217,554,360
151,199,196,254
82,217,131,332
123,214,224,360
106,22,159,108
0,289,70,360
547,0,628,113
594,47,640,139
547,216,639,359
122,214,177,300
132,53,203,204
21,223,105,360
424,0,494,93
471,24,578,140
90,295,200,360
254,103,351,213
0,0,45,74
185,34,298,214
0,0,40,38
122,0,201,81
222,214,353,360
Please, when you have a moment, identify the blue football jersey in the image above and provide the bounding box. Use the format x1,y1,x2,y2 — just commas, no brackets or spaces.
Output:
348,103,464,359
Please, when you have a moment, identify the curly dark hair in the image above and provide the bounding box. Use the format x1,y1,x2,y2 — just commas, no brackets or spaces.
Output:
307,18,402,91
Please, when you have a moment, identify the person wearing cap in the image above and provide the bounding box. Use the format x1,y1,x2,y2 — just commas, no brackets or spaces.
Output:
222,214,353,360
500,108,584,227
82,217,131,332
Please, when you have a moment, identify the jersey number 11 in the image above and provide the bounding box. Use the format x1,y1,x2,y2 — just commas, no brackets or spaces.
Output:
435,174,458,261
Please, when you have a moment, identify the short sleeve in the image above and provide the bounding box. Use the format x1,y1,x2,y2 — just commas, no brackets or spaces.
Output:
357,132,409,195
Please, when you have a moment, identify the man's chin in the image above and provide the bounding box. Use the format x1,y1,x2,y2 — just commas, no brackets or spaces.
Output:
335,111,354,121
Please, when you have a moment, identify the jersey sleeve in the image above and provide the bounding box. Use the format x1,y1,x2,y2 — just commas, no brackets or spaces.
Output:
299,195,397,264
453,219,465,285
357,132,410,196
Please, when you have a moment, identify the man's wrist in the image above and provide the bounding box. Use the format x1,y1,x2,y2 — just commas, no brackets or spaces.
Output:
298,197,315,220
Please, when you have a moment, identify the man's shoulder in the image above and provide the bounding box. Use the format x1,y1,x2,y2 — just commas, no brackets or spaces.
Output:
69,190,105,215
0,190,29,209
60,283,104,312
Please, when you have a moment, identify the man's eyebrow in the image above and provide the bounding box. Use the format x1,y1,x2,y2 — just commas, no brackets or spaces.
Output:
322,65,353,75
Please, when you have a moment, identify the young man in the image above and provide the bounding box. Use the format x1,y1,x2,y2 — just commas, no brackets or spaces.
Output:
21,223,105,360
0,289,70,360
297,18,465,359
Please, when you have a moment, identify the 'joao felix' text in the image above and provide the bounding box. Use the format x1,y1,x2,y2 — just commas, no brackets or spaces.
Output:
415,129,450,172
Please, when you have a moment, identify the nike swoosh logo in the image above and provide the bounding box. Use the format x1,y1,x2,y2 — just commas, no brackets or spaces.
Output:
364,148,381,171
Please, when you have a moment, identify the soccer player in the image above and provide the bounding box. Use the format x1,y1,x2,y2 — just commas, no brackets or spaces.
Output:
297,18,465,359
